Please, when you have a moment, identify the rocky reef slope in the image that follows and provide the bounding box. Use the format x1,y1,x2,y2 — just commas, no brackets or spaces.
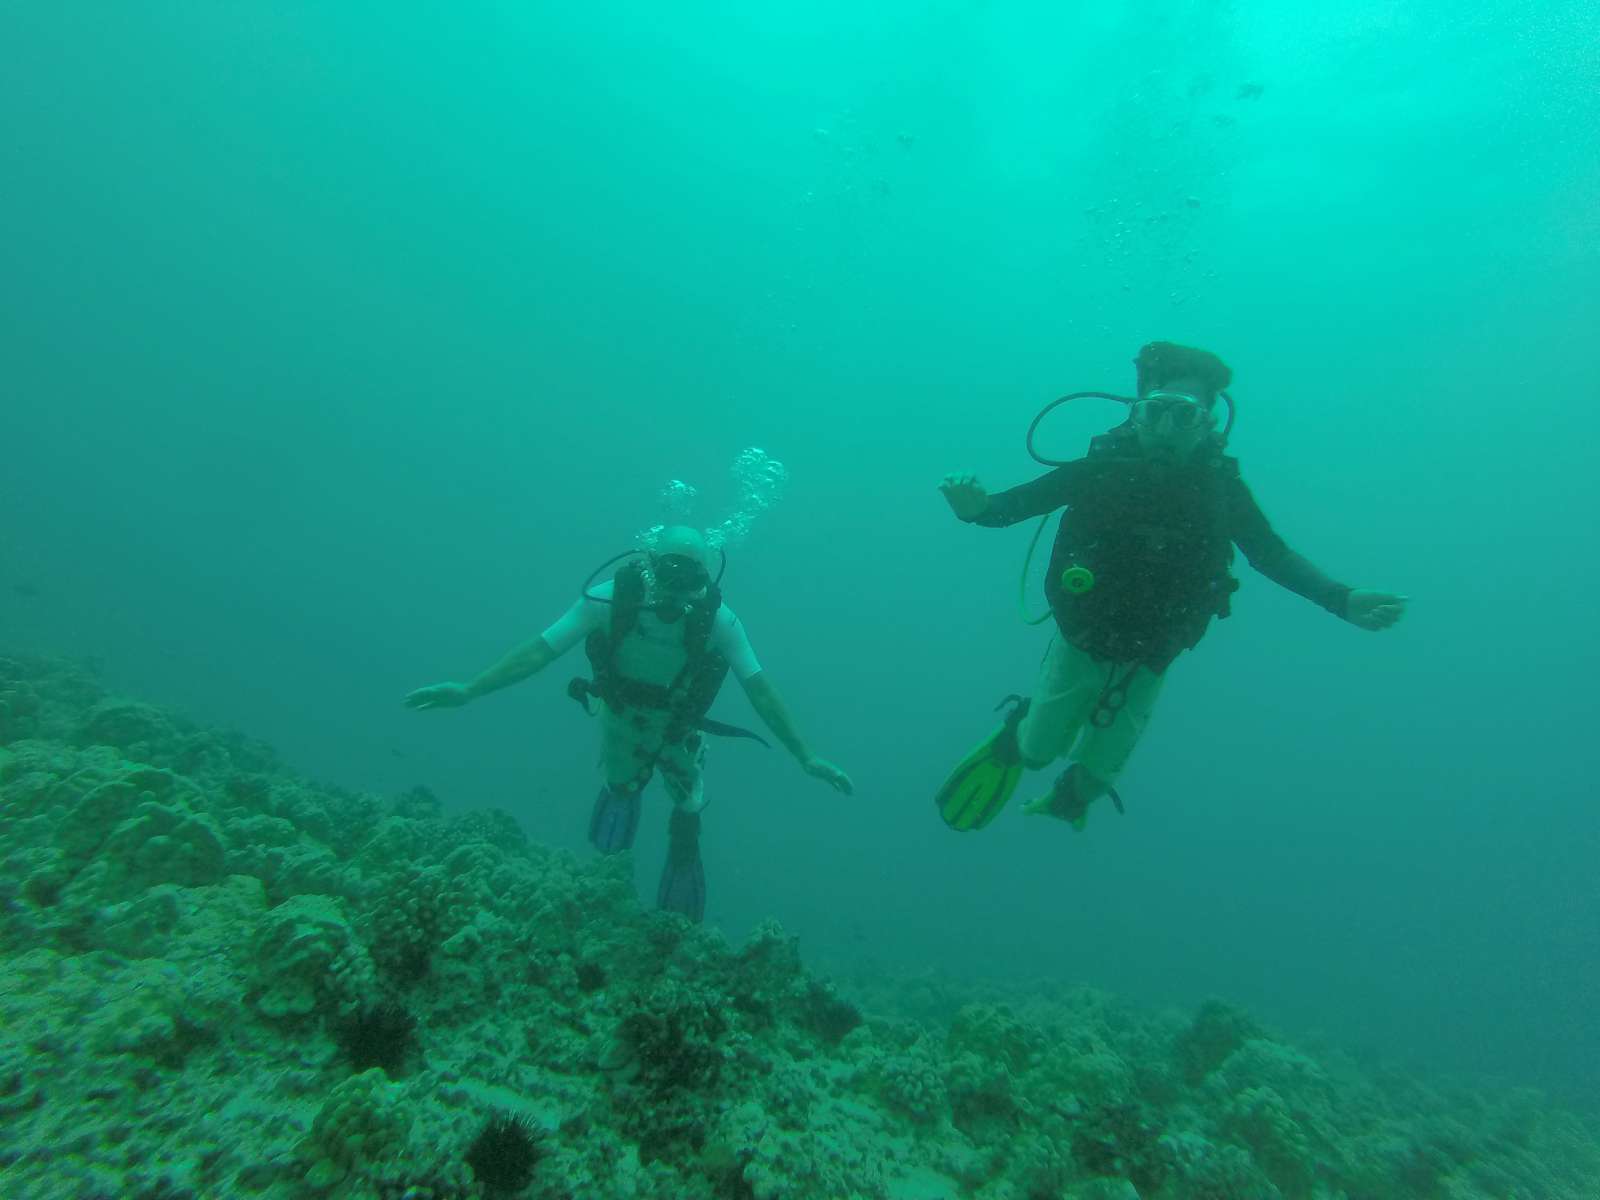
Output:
1,654,1595,1199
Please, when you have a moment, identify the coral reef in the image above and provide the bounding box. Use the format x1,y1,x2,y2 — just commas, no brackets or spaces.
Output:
1,652,1597,1199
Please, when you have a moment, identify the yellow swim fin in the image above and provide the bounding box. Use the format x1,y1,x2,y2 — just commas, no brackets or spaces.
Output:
934,697,1030,832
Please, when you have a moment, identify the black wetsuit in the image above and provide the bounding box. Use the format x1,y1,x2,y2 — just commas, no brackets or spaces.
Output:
970,428,1349,672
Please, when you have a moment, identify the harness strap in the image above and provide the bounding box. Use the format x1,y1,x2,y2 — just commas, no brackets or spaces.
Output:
567,560,768,751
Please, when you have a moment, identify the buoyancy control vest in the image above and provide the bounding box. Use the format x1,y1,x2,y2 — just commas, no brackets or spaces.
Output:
1048,430,1241,670
568,559,731,745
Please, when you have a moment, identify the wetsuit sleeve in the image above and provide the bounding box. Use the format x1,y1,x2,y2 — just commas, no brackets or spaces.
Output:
968,463,1087,528
712,607,763,681
539,591,606,657
1229,477,1352,618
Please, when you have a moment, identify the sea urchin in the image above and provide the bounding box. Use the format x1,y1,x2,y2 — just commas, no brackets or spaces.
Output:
464,1111,543,1195
335,1001,418,1075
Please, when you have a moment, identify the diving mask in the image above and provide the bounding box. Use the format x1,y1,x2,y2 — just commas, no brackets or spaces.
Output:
1131,391,1212,432
650,553,710,594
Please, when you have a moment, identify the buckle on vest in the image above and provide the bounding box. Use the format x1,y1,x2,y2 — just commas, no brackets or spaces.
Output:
567,676,597,715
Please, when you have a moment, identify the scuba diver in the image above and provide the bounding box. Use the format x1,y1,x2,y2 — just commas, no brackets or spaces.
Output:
404,524,853,922
934,341,1407,832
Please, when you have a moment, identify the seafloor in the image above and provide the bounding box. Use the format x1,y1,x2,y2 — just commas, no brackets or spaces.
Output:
1,653,1595,1200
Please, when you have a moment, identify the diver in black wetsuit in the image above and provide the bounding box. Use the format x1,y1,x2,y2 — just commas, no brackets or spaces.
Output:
935,341,1407,831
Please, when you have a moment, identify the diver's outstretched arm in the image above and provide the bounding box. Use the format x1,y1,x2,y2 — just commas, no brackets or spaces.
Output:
739,671,854,794
463,636,560,699
940,464,1083,527
404,637,559,709
1229,478,1407,631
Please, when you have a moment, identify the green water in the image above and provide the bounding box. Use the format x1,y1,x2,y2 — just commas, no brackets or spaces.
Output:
3,2,1596,1107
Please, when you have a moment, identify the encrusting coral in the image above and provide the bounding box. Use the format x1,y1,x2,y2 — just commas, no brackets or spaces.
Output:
1,651,1597,1200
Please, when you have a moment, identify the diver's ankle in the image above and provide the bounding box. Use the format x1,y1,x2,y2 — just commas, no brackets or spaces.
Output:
1073,765,1111,802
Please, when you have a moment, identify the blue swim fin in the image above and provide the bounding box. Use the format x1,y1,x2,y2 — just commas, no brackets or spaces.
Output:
656,808,706,922
588,785,641,854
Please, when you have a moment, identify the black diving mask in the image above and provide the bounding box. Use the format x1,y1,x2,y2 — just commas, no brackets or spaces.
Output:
651,553,710,593
1132,391,1212,431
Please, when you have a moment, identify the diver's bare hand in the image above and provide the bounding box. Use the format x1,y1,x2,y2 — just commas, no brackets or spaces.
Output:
939,473,989,521
804,756,854,795
404,682,472,710
1344,590,1408,631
